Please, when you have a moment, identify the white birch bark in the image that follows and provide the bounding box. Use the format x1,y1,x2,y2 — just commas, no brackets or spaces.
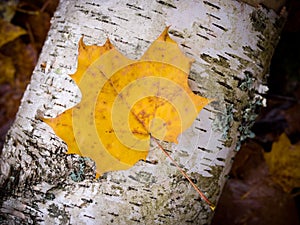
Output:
0,0,285,224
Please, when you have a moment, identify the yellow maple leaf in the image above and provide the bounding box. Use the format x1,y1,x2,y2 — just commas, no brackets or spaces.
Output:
44,27,211,176
264,133,300,192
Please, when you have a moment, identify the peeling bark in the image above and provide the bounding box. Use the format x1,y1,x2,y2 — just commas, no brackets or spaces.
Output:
0,0,286,224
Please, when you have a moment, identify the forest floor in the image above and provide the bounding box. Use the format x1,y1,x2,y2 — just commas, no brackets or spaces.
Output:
0,0,299,225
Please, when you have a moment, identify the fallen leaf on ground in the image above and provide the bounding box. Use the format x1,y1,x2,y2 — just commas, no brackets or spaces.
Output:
264,132,300,192
0,53,15,84
0,18,26,48
44,27,210,176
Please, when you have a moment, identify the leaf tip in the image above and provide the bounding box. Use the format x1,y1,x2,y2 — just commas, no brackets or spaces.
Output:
157,26,176,44
104,38,114,50
79,36,86,49
95,172,101,179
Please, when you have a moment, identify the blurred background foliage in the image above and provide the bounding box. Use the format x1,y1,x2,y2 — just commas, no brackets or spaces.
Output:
0,0,59,150
213,1,300,224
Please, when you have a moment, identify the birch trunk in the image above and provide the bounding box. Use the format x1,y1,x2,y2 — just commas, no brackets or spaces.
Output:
0,0,285,224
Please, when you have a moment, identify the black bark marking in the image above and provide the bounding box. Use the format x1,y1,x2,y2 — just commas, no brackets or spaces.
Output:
168,30,184,39
126,3,144,11
198,147,213,153
196,33,210,40
203,1,220,10
206,13,220,20
156,0,177,9
181,44,191,49
212,23,228,32
217,81,233,90
211,67,225,77
195,127,207,132
135,13,151,20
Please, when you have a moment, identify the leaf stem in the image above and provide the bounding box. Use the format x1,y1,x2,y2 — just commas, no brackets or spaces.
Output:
153,137,215,211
